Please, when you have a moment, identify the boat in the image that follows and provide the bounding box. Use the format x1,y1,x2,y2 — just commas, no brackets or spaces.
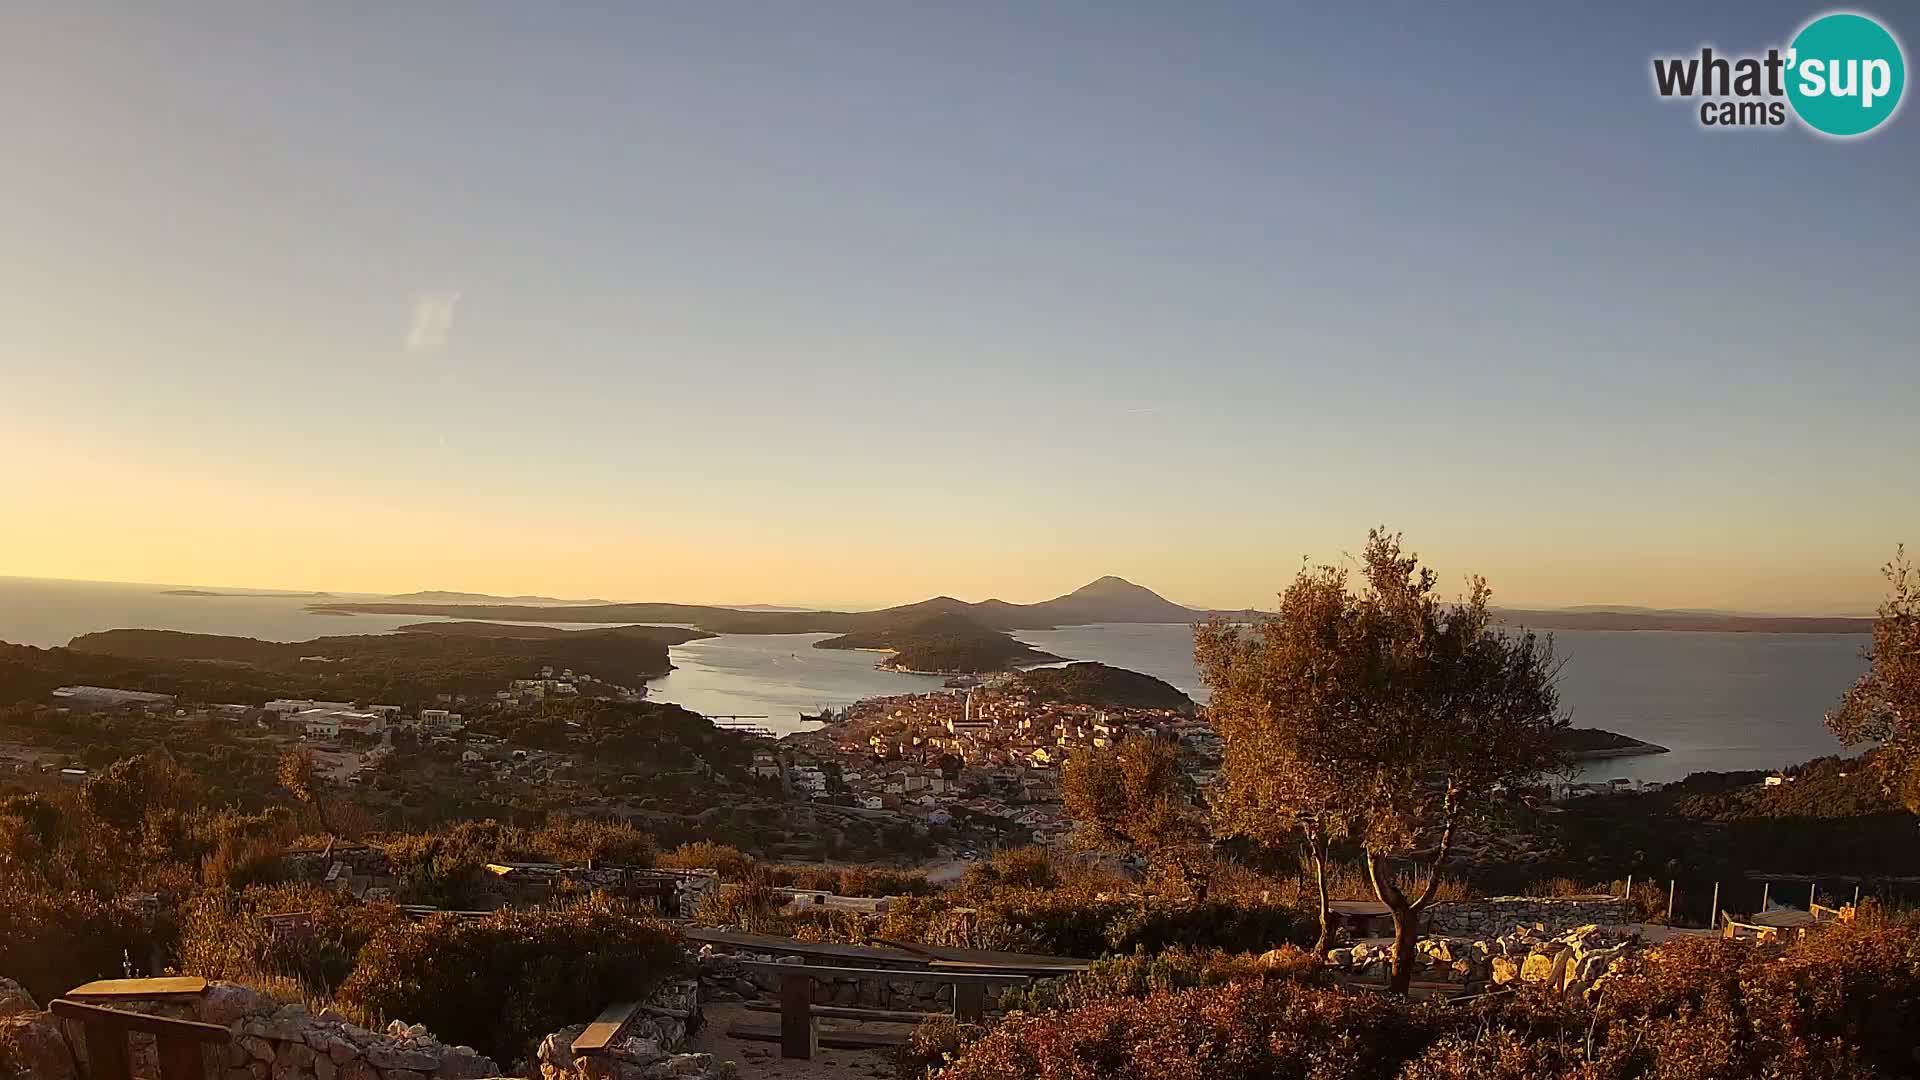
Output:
799,705,842,724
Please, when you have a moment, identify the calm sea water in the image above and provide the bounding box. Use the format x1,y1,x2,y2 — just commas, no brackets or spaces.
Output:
0,579,1871,780
1019,623,1870,783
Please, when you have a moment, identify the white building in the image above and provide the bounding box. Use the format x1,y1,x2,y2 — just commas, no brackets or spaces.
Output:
418,708,463,734
267,698,354,715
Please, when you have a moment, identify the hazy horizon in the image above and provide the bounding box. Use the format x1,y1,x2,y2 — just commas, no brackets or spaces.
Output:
0,571,1883,620
4,2,1915,615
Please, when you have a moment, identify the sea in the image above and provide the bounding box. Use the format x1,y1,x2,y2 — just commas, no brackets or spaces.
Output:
0,576,1872,783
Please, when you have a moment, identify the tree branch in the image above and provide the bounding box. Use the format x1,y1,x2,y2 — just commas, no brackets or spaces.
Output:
1409,785,1460,912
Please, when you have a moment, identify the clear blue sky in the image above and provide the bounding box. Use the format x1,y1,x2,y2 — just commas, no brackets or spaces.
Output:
2,1,1915,612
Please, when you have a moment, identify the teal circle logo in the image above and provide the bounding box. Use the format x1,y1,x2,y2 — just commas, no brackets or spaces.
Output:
1787,12,1905,136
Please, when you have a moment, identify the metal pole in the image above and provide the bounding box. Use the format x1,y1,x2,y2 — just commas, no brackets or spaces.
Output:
1810,882,1818,910
1667,880,1676,924
1624,874,1632,900
1761,882,1770,911
1853,884,1861,908
1710,881,1720,926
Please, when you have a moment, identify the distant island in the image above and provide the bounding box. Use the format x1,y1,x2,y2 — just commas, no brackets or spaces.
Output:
383,590,612,605
1559,727,1671,761
311,576,1873,636
164,589,336,598
1008,661,1196,713
815,613,1062,674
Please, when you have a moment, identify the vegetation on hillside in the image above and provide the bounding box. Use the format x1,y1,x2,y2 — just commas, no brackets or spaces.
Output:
1010,661,1195,712
815,613,1061,673
935,911,1920,1080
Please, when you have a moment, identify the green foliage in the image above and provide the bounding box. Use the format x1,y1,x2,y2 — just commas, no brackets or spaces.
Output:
335,898,686,1066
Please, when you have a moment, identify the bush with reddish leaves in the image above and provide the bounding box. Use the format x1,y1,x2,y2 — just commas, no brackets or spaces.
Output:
935,916,1920,1080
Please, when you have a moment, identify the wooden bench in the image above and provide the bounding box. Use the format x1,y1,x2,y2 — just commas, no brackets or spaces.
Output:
569,1000,644,1056
51,999,231,1080
730,961,1029,1060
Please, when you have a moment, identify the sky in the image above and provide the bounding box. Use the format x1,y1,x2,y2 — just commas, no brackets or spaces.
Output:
1,1,1915,614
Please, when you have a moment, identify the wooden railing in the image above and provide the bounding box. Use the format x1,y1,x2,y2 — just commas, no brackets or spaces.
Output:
50,999,231,1080
731,961,1028,1060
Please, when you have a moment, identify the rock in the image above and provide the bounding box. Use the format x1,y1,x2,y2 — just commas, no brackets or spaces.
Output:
240,1035,280,1063
314,1055,337,1080
1520,952,1554,983
0,978,38,1019
366,1046,441,1071
0,1011,76,1080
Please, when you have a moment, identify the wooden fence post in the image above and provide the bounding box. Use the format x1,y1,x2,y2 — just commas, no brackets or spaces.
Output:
1761,882,1770,911
1709,882,1720,927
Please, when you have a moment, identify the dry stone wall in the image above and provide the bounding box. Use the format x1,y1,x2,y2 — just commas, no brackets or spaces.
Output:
0,976,734,1080
1424,896,1633,937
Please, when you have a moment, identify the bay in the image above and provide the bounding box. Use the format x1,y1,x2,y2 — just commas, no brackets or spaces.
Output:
0,579,1873,780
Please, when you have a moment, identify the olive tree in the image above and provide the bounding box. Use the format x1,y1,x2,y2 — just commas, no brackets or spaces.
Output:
1197,529,1567,991
1061,735,1212,898
1828,547,1920,812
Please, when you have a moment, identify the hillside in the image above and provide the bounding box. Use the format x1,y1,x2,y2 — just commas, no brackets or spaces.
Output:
43,623,705,703
1559,727,1670,759
814,613,1062,674
1009,661,1196,712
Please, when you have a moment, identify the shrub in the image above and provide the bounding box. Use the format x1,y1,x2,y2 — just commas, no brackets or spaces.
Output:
772,864,934,897
656,841,755,880
897,1015,986,1077
939,981,1439,1080
997,945,1321,1014
0,878,154,1003
178,884,409,997
334,897,685,1066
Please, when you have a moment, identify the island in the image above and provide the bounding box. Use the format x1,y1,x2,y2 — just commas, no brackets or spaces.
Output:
163,589,335,598
40,622,709,703
814,613,1062,674
1559,727,1671,760
1007,661,1196,713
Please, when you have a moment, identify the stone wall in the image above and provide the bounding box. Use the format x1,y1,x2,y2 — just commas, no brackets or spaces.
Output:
1324,923,1639,999
0,976,733,1080
1424,896,1633,938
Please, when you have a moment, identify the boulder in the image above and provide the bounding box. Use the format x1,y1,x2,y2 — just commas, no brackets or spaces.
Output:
0,1010,77,1080
0,979,37,1019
